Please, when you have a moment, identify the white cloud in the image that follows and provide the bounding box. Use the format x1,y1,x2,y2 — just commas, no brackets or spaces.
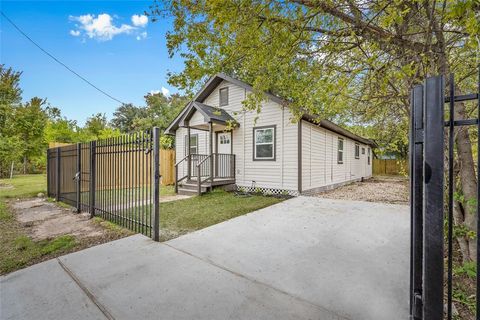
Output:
136,31,147,41
149,90,161,95
161,87,170,96
131,14,148,27
69,13,147,41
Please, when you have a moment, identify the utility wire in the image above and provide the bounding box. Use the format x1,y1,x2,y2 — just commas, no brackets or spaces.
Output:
1,11,127,105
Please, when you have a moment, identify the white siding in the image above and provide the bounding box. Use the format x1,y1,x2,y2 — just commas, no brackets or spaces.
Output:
202,80,299,191
301,120,372,191
189,110,206,127
174,79,372,193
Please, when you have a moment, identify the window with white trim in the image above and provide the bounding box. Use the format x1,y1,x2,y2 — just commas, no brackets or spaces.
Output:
338,138,344,164
355,143,360,159
367,148,371,165
184,134,198,155
254,126,275,160
362,147,365,155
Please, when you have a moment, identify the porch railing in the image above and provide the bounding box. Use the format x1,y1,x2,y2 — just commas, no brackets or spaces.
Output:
174,153,236,195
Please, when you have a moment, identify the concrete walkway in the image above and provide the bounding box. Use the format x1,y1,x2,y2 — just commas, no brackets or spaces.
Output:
0,197,409,320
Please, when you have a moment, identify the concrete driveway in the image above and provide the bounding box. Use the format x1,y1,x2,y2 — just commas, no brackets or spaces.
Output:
1,197,409,320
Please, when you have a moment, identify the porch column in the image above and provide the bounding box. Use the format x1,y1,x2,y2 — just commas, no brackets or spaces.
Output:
187,125,191,180
209,122,213,182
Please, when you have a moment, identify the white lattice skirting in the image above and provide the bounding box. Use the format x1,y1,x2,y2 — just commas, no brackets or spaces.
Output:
236,185,299,197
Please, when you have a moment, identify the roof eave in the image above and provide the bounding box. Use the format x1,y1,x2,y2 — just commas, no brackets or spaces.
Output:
301,115,376,147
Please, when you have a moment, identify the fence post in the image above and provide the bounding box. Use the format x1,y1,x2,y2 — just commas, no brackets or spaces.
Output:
55,147,61,201
152,127,160,241
410,84,424,319
76,143,81,213
46,149,50,197
422,75,445,319
89,141,96,218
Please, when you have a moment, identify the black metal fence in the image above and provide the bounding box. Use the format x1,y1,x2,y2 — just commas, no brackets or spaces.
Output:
409,72,480,319
47,128,160,241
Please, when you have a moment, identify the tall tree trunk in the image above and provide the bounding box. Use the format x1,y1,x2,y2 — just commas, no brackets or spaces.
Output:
23,155,27,175
454,103,478,261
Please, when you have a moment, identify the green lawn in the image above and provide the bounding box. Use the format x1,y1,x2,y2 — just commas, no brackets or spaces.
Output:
160,189,282,236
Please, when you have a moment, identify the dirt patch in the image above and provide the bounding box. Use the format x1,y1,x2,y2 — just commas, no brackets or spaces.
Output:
11,198,112,241
314,176,409,204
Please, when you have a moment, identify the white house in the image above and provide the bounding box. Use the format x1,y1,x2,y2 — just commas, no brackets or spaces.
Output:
165,73,375,196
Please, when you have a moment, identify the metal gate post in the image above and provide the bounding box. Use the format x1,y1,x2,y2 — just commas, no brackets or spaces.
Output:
422,76,445,319
76,143,81,213
46,149,50,198
89,141,96,218
55,147,61,201
410,85,424,319
152,127,160,241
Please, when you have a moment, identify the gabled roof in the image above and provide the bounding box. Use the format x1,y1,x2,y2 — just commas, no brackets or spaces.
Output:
180,101,236,126
165,73,376,147
193,73,286,106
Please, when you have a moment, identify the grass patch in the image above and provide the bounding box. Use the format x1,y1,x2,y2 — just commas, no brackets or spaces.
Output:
160,189,282,233
115,189,283,240
0,174,46,199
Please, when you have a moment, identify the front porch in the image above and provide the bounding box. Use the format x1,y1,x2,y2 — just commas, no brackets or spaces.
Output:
174,101,238,195
175,153,236,195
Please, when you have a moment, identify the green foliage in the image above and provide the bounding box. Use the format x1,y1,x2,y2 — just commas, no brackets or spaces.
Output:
150,0,480,157
453,261,477,279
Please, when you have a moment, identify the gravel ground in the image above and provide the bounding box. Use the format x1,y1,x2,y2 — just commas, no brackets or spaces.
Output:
315,176,409,204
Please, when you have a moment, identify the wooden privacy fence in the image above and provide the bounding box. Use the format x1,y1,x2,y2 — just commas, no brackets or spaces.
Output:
373,159,408,175
160,149,175,185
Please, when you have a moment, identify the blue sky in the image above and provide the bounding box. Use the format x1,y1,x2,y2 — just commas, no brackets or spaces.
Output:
1,0,184,125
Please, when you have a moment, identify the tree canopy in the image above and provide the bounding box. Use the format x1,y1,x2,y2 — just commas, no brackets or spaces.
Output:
150,0,480,157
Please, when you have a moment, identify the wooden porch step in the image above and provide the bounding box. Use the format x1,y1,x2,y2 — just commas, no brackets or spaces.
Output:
185,179,235,187
177,178,235,196
177,188,206,196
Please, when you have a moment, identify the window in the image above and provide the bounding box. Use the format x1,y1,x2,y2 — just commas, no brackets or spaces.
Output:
253,126,275,160
184,134,198,155
355,143,360,159
338,138,344,164
219,87,229,106
362,147,365,155
367,148,371,165
219,135,230,144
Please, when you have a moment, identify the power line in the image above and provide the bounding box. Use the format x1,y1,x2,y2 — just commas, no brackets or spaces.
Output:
1,11,127,105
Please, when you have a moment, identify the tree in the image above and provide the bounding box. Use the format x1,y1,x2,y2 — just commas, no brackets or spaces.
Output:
111,103,148,133
133,92,188,131
151,0,480,261
111,92,189,148
0,65,22,134
14,97,48,173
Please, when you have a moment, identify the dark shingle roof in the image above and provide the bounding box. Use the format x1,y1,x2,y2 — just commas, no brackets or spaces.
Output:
192,102,235,124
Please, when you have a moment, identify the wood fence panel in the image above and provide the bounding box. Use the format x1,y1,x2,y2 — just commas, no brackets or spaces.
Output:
373,159,408,176
160,149,175,186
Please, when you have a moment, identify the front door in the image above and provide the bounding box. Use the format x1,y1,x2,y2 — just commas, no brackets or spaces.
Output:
217,132,231,154
216,132,232,178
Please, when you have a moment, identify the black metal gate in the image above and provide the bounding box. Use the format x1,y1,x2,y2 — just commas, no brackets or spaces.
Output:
409,73,480,319
47,128,160,241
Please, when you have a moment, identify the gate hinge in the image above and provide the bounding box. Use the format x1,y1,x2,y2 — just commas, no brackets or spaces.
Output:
414,129,424,144
412,293,422,319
